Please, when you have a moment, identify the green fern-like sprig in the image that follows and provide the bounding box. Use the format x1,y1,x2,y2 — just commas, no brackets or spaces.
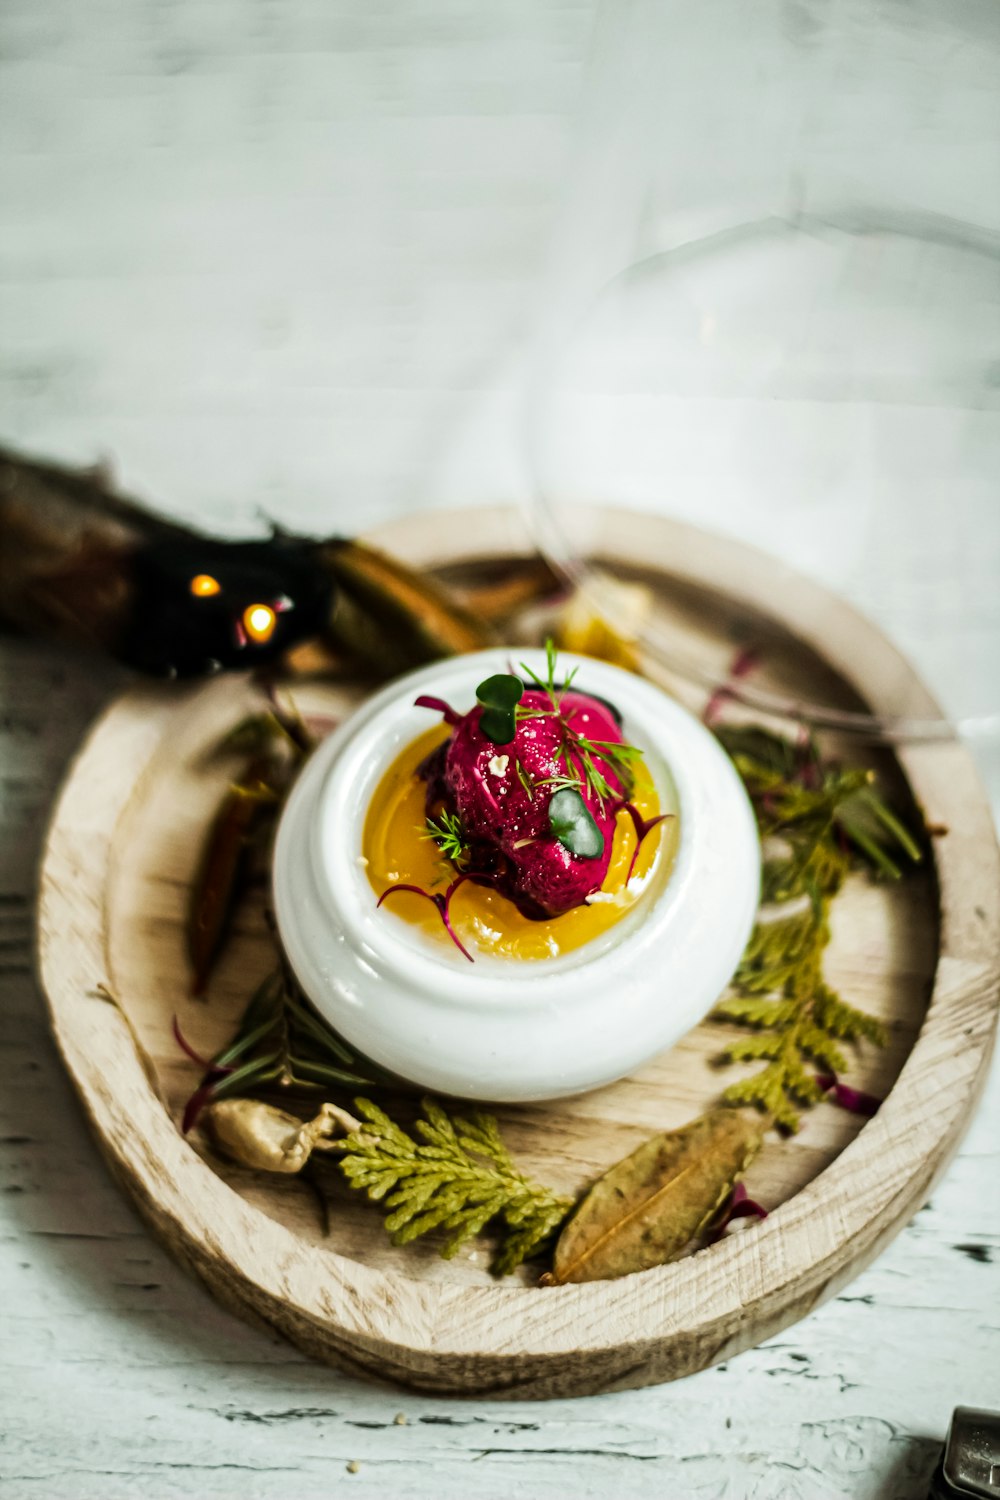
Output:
716,900,884,1131
336,1097,573,1275
713,724,918,1131
422,809,470,866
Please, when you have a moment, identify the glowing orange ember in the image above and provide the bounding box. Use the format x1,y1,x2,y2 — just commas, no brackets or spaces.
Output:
189,573,221,598
243,603,277,643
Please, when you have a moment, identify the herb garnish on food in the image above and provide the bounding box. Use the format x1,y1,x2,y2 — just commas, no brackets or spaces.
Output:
422,809,470,866
375,640,666,956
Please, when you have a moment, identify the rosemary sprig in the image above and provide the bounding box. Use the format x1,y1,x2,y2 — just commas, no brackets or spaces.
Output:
518,635,564,710
337,1097,573,1274
516,757,535,800
422,809,470,866
713,723,922,1131
179,968,393,1132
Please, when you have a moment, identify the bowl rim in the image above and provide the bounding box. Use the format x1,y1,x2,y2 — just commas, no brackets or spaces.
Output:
270,647,761,1099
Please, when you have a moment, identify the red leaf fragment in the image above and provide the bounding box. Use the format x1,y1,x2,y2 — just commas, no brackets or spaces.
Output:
182,1081,218,1135
378,873,500,963
707,1180,769,1243
612,800,670,882
172,1015,215,1070
414,694,463,725
173,1016,237,1134
703,646,760,725
816,1072,882,1117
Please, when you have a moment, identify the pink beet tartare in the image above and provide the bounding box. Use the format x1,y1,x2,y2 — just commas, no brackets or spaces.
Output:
421,685,627,918
370,644,669,961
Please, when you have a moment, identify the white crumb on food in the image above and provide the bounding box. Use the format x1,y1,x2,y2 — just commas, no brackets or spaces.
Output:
488,754,510,777
355,855,369,868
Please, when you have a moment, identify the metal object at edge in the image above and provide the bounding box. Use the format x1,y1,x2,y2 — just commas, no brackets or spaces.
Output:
929,1408,1000,1499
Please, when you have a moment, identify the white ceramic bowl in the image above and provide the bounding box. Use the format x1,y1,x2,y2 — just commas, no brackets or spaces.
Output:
272,649,760,1102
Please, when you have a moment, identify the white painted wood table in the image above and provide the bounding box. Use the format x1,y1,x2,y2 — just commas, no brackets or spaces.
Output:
1,2,998,1494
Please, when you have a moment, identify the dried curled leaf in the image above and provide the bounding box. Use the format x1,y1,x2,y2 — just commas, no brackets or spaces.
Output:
186,755,283,996
204,1098,363,1174
323,539,492,672
546,1109,764,1285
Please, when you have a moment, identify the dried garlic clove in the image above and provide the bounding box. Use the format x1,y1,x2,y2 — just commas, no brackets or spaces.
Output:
204,1098,362,1174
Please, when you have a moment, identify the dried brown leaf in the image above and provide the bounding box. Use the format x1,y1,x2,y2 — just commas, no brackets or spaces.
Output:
548,1109,764,1285
186,755,283,995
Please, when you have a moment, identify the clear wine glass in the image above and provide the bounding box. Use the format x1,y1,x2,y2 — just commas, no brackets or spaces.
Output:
522,0,1000,756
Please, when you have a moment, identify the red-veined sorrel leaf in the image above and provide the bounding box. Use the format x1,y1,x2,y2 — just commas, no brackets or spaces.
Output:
414,694,463,725
378,873,499,963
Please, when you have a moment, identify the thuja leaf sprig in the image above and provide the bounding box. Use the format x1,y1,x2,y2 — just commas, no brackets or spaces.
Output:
712,722,922,1131
337,1097,574,1275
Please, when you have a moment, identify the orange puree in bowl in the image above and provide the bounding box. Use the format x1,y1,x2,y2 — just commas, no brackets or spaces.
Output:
363,725,678,962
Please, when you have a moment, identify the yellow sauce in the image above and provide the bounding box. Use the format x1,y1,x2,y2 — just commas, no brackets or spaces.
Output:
363,724,678,961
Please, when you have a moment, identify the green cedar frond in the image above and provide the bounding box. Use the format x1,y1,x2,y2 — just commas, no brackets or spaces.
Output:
337,1098,573,1275
713,994,798,1027
713,722,920,1131
724,1033,784,1062
813,987,888,1046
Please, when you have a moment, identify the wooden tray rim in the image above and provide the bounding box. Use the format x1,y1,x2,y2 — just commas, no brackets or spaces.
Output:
36,505,1000,1396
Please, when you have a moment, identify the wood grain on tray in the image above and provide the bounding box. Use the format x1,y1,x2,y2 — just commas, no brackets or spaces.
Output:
35,508,1000,1397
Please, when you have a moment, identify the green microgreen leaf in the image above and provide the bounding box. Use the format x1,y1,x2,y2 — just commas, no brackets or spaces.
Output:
548,786,605,860
476,673,524,745
422,810,470,866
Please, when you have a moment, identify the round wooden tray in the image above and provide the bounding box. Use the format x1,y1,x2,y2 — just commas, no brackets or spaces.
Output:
37,507,1000,1398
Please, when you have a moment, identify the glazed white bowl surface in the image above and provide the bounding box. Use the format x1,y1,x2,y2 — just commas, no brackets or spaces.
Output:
272,650,760,1102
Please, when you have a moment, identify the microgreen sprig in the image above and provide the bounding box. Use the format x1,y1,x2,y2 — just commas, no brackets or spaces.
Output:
423,810,470,867
518,636,576,712
514,640,643,811
476,673,524,744
548,787,605,860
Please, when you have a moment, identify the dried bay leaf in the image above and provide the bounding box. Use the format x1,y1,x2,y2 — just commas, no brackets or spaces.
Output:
547,1109,764,1285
